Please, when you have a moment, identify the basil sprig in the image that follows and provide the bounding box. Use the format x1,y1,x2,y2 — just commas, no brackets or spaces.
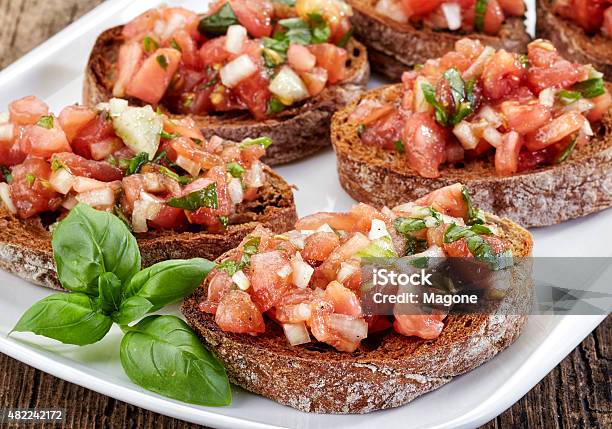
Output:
11,204,229,406
423,68,478,126
217,236,260,275
199,3,238,36
474,0,489,32
167,182,219,210
444,223,512,270
461,186,486,225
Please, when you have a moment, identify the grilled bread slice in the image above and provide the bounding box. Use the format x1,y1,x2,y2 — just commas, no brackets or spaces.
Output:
181,213,533,413
347,0,531,81
0,166,297,290
331,85,612,228
83,25,370,166
536,0,612,81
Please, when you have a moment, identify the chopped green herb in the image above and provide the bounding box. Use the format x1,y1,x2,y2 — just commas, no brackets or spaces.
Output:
167,182,218,211
199,3,238,36
143,36,159,53
557,90,582,105
156,55,168,70
192,138,203,146
572,78,605,99
474,0,489,32
26,173,35,187
422,83,449,125
219,215,229,228
405,236,428,255
36,115,54,129
461,186,486,225
158,166,193,185
217,260,239,275
308,13,331,44
263,36,290,56
336,27,353,48
1,166,12,184
262,47,286,68
153,150,167,163
357,124,366,137
267,96,286,114
394,140,405,153
217,236,260,274
443,223,511,269
125,152,149,176
518,54,529,67
182,93,195,108
226,162,246,178
394,217,427,233
557,134,578,163
240,136,272,149
170,38,182,52
50,158,64,172
160,130,179,140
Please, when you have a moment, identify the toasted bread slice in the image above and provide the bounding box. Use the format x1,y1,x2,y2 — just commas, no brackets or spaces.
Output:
0,166,297,290
331,85,612,228
347,0,531,81
536,0,612,81
181,214,533,413
83,25,370,166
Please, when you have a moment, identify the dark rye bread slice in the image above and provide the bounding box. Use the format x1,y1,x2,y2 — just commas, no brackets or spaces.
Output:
83,25,370,166
347,0,531,81
331,85,612,228
0,166,297,290
536,0,612,81
181,214,533,414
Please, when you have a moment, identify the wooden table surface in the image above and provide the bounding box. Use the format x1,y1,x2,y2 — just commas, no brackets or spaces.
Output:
0,1,610,428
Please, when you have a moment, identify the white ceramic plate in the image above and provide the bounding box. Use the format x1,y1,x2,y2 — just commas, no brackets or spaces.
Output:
0,1,607,428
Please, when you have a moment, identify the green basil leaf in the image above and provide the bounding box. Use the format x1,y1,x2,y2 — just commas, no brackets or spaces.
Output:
143,36,159,53
461,186,486,225
557,134,578,163
394,217,427,234
97,272,122,314
557,90,582,105
156,54,169,70
263,36,290,55
112,296,154,325
198,3,238,36
572,78,605,99
1,166,12,183
336,27,353,48
52,204,141,295
167,183,218,210
226,162,245,178
405,236,428,255
217,259,240,276
421,83,449,126
158,165,192,185
393,140,405,153
123,258,215,312
125,152,149,176
309,13,331,44
475,0,489,32
278,18,309,30
444,68,465,108
12,293,112,345
36,115,54,129
120,315,231,406
262,48,286,67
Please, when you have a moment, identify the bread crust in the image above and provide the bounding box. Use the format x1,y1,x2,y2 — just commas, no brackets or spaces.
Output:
536,0,612,81
331,85,612,228
83,26,370,166
0,166,297,290
181,215,533,413
347,0,531,81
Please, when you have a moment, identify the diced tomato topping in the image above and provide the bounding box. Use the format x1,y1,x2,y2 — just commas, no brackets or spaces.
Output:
166,136,223,171
393,314,445,339
554,0,608,33
312,232,370,288
250,251,291,312
587,91,612,123
0,127,26,167
482,49,526,100
215,289,266,334
400,0,441,16
299,67,329,97
113,41,144,98
497,0,525,16
184,166,232,229
413,183,468,219
200,269,234,314
148,204,187,230
501,101,552,135
309,310,368,352
360,110,404,150
212,0,273,38
403,112,447,178
604,7,612,37
71,114,118,160
57,105,97,142
126,48,182,105
122,9,161,40
9,158,62,218
52,153,123,182
232,70,271,120
163,117,205,141
18,119,71,159
172,29,201,69
307,44,348,84
302,232,340,262
199,37,231,67
9,96,48,126
495,131,522,176
324,281,362,317
525,111,585,152
526,44,587,93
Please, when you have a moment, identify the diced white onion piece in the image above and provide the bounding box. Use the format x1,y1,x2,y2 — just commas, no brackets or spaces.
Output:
291,253,314,288
483,126,503,148
453,121,479,150
0,183,16,214
225,25,247,54
0,123,13,141
175,155,201,177
287,230,305,249
0,112,9,124
368,218,389,240
587,65,604,79
159,13,185,41
228,178,244,204
478,105,502,128
539,88,556,107
294,303,312,321
76,187,115,208
49,168,75,195
424,216,439,228
283,322,311,346
414,76,433,113
61,195,78,210
277,264,293,279
131,200,157,233
244,160,264,188
441,2,462,30
337,261,358,283
268,66,310,105
463,46,495,79
109,98,129,116
73,176,107,193
316,223,334,233
581,119,594,137
232,270,250,290
564,99,595,113
375,0,408,23
220,54,258,88
299,229,316,236
139,191,164,203
143,173,166,193
381,206,394,218
326,314,368,342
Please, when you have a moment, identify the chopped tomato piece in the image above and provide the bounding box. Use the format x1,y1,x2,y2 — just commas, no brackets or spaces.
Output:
526,44,587,93
324,281,362,317
312,232,370,288
122,9,161,40
184,166,232,229
483,0,505,35
166,136,223,171
307,44,348,84
587,91,612,123
302,232,340,262
299,67,329,97
57,105,97,142
148,204,187,229
233,70,271,120
53,153,123,182
482,50,525,100
163,117,204,141
113,41,144,98
199,269,234,314
0,127,26,167
525,111,585,152
172,29,201,69
400,0,440,16
199,37,231,66
498,0,525,16
393,314,445,339
71,114,117,160
215,290,265,334
413,183,468,219
9,158,62,218
9,96,49,126
227,0,273,38
288,44,316,72
495,131,522,176
126,48,182,105
309,310,367,352
18,119,71,159
360,110,404,150
500,101,552,135
296,211,357,232
403,112,447,178
250,250,291,312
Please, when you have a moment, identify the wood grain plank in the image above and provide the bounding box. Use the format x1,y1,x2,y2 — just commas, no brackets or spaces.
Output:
0,1,609,428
